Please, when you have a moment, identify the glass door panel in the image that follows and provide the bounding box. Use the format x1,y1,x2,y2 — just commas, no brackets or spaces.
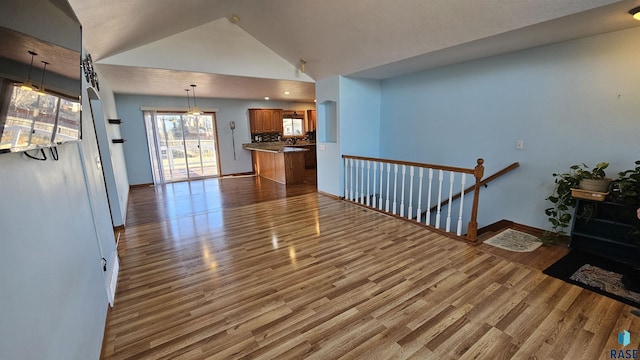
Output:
197,115,219,177
157,114,189,182
149,112,219,183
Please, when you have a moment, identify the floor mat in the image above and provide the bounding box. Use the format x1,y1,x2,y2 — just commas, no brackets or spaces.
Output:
482,228,542,252
544,250,640,308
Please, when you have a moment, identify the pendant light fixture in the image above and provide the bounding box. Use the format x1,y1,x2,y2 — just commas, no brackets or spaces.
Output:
184,88,192,114
630,6,640,21
190,84,201,116
299,59,307,73
35,61,49,96
17,51,38,91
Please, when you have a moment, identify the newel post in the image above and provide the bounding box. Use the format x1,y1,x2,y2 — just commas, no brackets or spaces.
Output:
467,158,485,241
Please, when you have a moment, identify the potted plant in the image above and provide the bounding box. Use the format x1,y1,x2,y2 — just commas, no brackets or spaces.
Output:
575,162,612,192
611,160,640,205
541,162,609,245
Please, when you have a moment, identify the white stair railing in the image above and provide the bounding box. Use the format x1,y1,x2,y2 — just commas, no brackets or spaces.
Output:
342,155,485,241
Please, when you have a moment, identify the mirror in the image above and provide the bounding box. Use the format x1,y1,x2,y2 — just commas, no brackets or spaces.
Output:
0,0,82,154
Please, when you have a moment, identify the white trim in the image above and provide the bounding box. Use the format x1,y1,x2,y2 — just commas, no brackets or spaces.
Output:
140,106,219,112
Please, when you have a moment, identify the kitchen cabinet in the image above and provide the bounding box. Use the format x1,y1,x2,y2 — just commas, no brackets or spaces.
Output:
302,145,316,168
569,199,640,267
306,110,316,132
246,145,307,184
249,109,283,133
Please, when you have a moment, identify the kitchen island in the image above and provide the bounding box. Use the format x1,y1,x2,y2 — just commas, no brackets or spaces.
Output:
242,143,309,185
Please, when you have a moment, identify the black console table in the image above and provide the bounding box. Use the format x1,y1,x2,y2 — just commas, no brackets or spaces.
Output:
569,199,640,268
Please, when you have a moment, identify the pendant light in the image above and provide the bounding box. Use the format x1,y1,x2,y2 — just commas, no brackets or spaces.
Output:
630,6,640,21
184,88,192,114
17,51,38,91
35,61,49,96
190,84,201,116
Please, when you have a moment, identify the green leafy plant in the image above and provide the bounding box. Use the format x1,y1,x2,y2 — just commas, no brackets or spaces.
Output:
614,160,640,205
541,162,609,245
573,162,609,180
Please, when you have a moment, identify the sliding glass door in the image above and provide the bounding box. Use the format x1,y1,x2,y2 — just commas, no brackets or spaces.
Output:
145,111,220,184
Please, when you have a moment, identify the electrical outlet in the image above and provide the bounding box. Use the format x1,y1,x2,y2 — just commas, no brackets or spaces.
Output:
516,140,524,150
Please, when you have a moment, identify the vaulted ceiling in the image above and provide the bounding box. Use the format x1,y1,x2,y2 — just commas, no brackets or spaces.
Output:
67,0,640,102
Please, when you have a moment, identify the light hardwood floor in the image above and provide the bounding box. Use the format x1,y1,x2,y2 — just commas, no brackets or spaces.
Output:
102,173,640,359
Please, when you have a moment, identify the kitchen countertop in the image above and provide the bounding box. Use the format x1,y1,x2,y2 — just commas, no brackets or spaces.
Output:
242,141,315,153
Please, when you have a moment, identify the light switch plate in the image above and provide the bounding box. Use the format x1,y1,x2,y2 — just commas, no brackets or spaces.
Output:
516,140,524,150
319,144,326,151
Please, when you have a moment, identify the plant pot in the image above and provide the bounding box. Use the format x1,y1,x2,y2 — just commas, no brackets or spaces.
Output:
579,178,611,192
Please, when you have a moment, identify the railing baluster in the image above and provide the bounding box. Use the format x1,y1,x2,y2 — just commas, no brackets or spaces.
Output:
457,174,466,236
354,159,359,202
407,166,414,219
366,161,371,206
416,168,424,222
400,165,406,217
372,162,377,208
360,160,364,203
385,163,391,212
344,157,348,199
426,168,433,226
392,164,398,215
379,162,384,210
349,158,354,201
446,171,454,232
435,170,443,229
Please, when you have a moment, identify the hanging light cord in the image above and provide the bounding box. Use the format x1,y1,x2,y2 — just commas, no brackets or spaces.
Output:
191,84,198,109
185,89,191,113
38,61,49,92
26,51,37,82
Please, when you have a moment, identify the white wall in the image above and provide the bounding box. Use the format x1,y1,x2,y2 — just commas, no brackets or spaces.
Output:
377,27,640,231
0,82,115,360
0,1,115,358
316,76,342,195
88,78,130,227
315,76,382,196
114,94,315,184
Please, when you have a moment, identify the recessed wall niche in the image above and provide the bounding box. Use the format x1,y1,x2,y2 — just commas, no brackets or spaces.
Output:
318,100,337,143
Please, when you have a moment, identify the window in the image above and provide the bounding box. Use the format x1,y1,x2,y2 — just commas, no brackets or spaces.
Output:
0,85,80,151
283,112,304,136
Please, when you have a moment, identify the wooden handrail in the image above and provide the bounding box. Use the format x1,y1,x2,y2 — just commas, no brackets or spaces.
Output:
427,162,520,213
342,155,476,174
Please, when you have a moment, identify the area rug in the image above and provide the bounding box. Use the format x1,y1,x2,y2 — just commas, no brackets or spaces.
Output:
482,228,542,252
543,250,640,309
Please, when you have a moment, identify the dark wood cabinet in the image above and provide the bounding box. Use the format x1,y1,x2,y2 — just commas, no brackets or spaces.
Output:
303,145,316,168
306,110,316,132
249,109,283,133
569,199,640,267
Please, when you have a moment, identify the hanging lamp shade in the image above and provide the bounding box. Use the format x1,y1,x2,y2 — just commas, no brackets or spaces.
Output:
16,51,38,91
34,61,49,96
190,84,201,116
184,89,192,114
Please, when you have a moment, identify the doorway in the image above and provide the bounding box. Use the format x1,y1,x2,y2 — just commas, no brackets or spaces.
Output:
144,111,221,183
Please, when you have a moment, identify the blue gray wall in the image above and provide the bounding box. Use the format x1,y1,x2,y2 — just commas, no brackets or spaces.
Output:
378,26,640,230
314,26,640,231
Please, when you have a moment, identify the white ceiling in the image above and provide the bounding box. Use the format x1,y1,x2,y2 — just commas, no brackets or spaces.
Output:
67,0,640,102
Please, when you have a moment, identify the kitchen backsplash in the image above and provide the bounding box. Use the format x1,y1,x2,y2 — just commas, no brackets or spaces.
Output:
251,133,282,143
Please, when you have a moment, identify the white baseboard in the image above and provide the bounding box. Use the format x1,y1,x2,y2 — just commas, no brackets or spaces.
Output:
105,252,119,307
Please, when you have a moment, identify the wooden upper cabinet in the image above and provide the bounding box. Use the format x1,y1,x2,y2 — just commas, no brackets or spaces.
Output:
306,110,317,132
272,110,283,132
249,109,283,133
